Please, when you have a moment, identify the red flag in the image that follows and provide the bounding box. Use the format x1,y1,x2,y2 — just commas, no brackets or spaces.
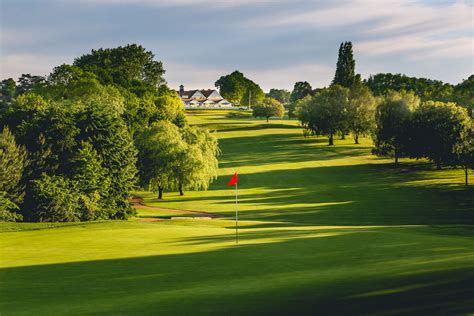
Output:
228,172,238,186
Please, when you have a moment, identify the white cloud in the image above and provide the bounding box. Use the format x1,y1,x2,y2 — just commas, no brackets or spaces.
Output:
357,35,472,58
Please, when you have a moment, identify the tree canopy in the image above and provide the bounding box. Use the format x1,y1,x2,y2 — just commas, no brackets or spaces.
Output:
297,85,350,145
252,97,285,122
373,90,420,163
267,89,290,104
215,71,264,105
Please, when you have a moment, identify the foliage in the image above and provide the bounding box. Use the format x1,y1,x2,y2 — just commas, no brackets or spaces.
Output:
452,74,474,117
73,44,165,95
365,73,454,102
252,97,285,122
347,85,378,144
215,70,264,105
1,78,16,102
0,127,27,221
332,42,356,87
410,101,472,168
16,74,46,95
0,191,22,222
454,117,474,186
136,121,219,198
373,90,420,163
290,81,312,103
0,129,25,221
31,174,82,222
267,88,290,104
177,126,219,194
135,121,185,199
297,85,349,145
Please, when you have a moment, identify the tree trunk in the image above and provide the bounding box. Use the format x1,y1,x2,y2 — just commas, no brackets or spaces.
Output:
266,117,269,123
436,163,442,170
328,133,334,146
158,186,163,200
179,183,184,196
354,134,359,144
465,166,469,186
394,145,399,164
341,133,345,140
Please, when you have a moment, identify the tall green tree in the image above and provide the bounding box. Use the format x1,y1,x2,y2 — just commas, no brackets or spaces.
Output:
373,90,420,164
252,97,285,122
332,42,356,87
297,85,349,145
0,127,27,221
347,85,377,144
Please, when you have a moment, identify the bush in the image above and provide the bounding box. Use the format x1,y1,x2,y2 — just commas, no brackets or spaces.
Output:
31,174,81,222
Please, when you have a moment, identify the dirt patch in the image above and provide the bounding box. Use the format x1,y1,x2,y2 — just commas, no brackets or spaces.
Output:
130,196,221,219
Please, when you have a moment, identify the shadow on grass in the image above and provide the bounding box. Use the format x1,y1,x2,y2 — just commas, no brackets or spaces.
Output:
163,163,474,226
1,228,473,315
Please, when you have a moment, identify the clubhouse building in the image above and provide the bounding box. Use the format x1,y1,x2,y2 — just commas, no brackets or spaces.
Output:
177,85,234,109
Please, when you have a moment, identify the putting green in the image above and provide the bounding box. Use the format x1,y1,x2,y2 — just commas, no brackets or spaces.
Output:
1,111,473,315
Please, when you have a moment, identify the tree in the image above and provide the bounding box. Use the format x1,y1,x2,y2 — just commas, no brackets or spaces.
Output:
297,85,349,145
365,73,454,102
73,44,165,94
455,118,474,186
16,74,45,95
267,89,290,104
290,81,312,103
135,121,185,199
252,97,285,122
72,141,111,220
31,174,81,222
373,90,420,164
347,85,377,144
1,78,16,102
153,90,186,123
410,101,472,169
332,42,356,87
0,127,27,221
215,71,264,105
177,126,219,196
453,75,474,117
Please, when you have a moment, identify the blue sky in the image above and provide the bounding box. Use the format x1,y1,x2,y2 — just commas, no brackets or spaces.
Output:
0,0,472,91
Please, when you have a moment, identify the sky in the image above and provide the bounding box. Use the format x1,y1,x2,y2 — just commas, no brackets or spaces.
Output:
0,0,473,91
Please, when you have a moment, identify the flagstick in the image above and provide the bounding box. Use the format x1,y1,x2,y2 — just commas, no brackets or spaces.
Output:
235,182,238,244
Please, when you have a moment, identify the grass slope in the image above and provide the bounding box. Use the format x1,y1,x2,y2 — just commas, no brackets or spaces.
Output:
1,110,473,315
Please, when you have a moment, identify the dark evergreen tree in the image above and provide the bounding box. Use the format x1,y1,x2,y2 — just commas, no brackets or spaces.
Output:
332,42,356,88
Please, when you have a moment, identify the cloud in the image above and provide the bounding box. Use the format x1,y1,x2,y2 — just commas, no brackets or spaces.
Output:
357,35,472,58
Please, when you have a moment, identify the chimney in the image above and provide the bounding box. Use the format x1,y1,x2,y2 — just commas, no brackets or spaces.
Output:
179,84,184,96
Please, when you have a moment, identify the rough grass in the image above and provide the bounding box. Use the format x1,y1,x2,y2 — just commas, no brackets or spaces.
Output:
1,110,473,315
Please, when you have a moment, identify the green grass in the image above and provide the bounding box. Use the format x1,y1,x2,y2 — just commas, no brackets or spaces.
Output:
1,110,473,315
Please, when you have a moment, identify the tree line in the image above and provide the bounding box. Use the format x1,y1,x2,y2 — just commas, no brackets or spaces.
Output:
289,42,473,185
0,44,219,222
